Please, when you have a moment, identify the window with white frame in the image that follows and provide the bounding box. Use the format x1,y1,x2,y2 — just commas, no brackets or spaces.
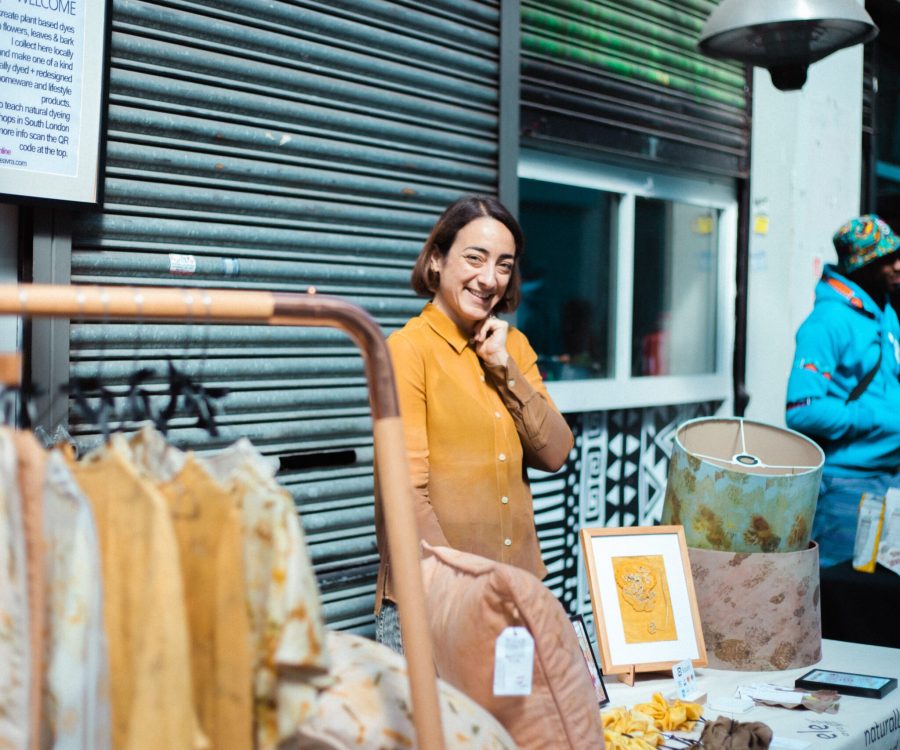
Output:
517,152,737,413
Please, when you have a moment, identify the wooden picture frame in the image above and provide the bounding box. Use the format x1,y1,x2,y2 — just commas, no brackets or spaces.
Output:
569,614,609,707
580,525,707,684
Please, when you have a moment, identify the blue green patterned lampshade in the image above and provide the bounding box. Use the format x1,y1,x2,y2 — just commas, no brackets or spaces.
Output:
662,418,824,553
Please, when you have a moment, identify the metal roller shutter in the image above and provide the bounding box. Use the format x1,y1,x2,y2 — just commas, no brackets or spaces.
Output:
69,0,502,633
521,0,750,177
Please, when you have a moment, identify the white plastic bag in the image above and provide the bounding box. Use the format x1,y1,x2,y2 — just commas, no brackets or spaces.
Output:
852,493,885,573
876,488,900,576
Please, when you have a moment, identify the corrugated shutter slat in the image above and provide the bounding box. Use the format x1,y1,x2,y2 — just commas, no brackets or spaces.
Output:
521,0,750,176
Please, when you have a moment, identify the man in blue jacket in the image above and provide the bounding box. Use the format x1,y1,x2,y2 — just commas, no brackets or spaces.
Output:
786,214,900,567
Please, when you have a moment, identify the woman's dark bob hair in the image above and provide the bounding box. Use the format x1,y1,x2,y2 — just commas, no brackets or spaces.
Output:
410,195,525,314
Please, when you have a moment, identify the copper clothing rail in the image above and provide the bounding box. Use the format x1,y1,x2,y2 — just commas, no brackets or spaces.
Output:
0,283,445,750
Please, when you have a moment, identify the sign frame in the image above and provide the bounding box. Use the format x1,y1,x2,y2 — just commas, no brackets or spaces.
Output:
0,0,111,205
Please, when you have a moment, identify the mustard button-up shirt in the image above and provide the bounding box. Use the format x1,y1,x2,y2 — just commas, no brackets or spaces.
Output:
376,303,573,608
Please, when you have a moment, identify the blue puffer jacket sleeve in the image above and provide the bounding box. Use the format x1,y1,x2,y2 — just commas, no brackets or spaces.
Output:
785,315,878,441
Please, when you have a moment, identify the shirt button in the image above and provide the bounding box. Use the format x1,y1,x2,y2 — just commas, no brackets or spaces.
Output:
498,453,506,461
508,379,516,387
494,411,501,419
501,496,509,504
504,538,512,546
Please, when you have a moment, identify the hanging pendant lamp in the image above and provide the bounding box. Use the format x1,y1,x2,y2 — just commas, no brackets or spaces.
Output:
698,0,878,90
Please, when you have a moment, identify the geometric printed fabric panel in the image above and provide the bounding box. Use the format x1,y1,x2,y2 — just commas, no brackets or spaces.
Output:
532,421,583,614
529,400,722,619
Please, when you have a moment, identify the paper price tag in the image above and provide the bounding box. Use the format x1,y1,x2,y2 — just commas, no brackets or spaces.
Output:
493,626,534,696
673,659,697,700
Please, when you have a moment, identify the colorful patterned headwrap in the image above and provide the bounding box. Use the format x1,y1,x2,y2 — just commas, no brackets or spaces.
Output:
833,214,899,274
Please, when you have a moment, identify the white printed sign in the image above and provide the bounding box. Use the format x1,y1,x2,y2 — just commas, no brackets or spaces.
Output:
0,0,107,203
673,658,698,700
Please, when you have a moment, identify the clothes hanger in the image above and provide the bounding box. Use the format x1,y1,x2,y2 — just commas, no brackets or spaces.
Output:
159,359,228,437
122,366,162,428
158,290,229,437
64,375,117,442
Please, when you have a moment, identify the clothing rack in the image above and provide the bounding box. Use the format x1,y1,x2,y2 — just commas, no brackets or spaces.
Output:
0,282,445,750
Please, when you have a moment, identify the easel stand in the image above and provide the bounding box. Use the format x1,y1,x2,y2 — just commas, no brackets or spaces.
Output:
0,283,446,750
617,665,637,687
614,665,680,688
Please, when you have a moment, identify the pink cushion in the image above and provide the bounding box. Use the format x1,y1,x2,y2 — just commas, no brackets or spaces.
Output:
421,543,604,750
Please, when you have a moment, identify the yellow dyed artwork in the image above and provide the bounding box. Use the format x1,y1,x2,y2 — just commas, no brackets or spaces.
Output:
611,555,678,643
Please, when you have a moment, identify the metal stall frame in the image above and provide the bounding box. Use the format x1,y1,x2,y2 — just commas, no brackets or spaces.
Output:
0,282,445,750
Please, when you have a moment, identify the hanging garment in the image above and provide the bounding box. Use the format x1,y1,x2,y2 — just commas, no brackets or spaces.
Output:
0,429,30,750
63,439,196,750
202,438,331,750
41,450,111,750
12,431,47,750
125,428,253,750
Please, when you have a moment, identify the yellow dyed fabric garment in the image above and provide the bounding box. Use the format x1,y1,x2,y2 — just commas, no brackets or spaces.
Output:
154,454,254,750
63,441,195,750
378,302,573,608
202,439,330,750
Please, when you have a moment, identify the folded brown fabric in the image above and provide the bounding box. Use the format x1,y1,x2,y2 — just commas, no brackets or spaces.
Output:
699,716,773,749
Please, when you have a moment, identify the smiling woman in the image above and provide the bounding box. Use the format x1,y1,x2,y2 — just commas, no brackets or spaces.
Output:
427,217,516,337
375,196,574,653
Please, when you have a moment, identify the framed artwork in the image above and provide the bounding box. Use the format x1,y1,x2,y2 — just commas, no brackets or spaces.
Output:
580,525,707,680
569,614,609,707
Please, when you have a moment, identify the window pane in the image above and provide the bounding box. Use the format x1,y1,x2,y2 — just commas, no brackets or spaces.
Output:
632,198,719,377
518,178,614,380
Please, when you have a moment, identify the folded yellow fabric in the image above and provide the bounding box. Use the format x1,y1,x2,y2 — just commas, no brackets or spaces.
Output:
602,707,663,749
634,691,703,731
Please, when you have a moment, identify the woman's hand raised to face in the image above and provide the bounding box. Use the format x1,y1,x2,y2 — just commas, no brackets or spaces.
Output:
472,314,510,368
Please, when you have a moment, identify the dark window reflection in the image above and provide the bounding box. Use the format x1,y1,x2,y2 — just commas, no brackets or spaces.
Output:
518,178,614,381
632,197,719,377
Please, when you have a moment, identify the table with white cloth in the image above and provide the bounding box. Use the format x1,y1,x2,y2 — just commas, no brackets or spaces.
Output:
603,639,900,750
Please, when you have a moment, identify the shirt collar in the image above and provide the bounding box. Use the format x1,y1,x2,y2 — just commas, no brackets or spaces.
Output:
421,302,470,354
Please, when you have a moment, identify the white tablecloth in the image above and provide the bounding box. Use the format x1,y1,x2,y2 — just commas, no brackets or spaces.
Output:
603,639,900,749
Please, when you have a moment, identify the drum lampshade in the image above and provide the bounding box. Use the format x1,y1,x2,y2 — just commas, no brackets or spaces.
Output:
688,543,822,671
662,418,824,553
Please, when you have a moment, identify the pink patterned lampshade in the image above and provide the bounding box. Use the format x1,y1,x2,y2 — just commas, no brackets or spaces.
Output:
688,543,822,671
